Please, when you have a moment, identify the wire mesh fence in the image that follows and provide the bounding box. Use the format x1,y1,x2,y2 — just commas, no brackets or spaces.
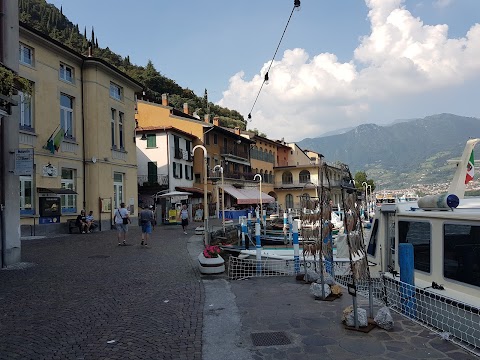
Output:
227,256,480,356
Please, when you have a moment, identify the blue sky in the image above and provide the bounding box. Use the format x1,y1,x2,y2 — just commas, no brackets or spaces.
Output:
48,0,480,141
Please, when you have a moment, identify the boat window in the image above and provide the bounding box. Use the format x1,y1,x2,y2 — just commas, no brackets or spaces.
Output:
367,219,379,256
443,223,480,287
398,221,431,273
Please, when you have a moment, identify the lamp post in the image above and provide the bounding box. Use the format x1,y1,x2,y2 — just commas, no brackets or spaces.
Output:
213,165,225,234
367,184,372,218
253,174,262,222
193,145,208,246
362,182,368,220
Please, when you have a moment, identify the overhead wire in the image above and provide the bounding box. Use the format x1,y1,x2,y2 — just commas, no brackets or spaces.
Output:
247,1,300,121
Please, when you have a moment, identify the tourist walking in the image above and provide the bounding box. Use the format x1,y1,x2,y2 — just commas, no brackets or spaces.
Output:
139,205,155,246
180,204,190,234
114,202,130,246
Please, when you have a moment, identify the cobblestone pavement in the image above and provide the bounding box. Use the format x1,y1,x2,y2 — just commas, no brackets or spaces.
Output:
227,276,478,360
0,225,203,360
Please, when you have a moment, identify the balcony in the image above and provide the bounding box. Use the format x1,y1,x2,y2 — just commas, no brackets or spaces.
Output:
221,146,248,160
137,174,169,187
274,180,342,189
174,147,192,161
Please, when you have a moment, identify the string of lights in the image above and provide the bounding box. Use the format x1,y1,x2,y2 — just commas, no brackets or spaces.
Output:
247,0,301,121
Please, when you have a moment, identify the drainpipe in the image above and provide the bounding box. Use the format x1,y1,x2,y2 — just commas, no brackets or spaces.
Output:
81,59,86,211
0,115,5,267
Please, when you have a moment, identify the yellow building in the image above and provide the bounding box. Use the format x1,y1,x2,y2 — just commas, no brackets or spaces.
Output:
274,144,344,211
18,23,142,234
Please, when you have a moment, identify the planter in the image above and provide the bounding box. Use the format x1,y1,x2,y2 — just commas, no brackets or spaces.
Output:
198,252,225,274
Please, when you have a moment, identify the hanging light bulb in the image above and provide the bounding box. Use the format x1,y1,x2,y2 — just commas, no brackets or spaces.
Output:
248,113,252,120
294,0,301,11
264,72,269,85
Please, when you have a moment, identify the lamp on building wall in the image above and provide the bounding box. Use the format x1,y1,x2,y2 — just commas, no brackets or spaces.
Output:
193,145,209,245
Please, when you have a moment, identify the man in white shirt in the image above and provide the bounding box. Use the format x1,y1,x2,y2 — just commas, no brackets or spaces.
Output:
114,202,130,245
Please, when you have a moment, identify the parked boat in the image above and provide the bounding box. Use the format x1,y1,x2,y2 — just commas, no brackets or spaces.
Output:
366,138,480,353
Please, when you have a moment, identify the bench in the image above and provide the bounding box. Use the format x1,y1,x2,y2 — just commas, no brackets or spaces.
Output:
67,219,98,233
67,219,80,233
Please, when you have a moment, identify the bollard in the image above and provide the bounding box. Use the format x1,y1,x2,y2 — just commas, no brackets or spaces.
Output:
292,220,300,274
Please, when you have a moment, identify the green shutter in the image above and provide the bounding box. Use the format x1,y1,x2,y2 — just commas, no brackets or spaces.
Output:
147,134,156,148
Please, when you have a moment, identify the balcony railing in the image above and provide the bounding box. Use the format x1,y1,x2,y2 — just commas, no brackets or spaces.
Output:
221,146,248,159
274,180,342,188
174,148,192,161
137,174,169,186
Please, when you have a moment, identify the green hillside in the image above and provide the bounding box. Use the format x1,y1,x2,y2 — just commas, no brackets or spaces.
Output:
19,0,245,129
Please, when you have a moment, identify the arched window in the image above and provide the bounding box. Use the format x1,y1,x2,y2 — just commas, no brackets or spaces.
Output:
282,171,293,184
285,194,294,209
299,170,310,183
269,171,273,184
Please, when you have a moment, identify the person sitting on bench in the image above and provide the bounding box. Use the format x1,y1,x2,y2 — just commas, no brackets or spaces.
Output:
76,210,88,234
86,211,97,232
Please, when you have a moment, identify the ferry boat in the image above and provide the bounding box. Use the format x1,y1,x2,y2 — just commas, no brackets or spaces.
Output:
366,138,480,353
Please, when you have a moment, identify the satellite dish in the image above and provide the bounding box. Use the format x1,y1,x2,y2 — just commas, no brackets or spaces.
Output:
91,157,97,163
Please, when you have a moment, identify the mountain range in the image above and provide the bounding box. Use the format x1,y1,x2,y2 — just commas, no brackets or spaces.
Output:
297,113,480,189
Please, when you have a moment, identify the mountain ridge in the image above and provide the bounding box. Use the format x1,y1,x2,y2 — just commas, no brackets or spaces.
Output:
298,113,480,189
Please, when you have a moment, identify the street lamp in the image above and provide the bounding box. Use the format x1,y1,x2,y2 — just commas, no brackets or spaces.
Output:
193,145,208,246
253,174,262,221
367,184,372,217
213,165,225,234
362,182,368,220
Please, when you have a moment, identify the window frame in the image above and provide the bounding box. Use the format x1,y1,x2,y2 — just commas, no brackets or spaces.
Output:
60,168,77,213
19,90,33,131
19,175,34,215
110,82,123,101
19,43,33,66
111,108,116,148
119,112,124,150
60,93,74,139
59,63,74,83
146,134,156,148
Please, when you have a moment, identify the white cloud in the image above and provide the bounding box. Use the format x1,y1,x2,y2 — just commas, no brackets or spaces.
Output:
217,0,480,141
433,0,453,9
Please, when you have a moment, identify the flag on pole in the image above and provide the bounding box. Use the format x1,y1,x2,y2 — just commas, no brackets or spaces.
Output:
465,150,474,184
53,128,65,152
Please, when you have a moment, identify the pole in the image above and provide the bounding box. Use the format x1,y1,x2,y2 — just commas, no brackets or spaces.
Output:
193,145,208,246
255,220,261,274
292,219,300,274
221,168,225,234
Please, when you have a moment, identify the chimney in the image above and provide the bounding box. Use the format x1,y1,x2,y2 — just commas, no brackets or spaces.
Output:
183,102,189,115
162,93,168,106
213,116,219,126
87,41,93,57
234,127,241,135
204,114,210,123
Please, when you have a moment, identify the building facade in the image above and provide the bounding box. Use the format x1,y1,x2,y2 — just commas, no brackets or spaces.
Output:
0,0,21,267
18,23,142,234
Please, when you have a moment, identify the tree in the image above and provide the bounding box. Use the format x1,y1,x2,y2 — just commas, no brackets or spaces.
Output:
354,171,375,192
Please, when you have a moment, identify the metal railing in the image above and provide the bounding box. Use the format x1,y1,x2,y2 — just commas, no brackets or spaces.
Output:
221,146,248,159
137,174,169,186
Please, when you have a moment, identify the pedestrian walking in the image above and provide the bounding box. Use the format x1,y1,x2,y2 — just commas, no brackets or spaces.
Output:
180,204,190,234
139,205,155,246
114,202,130,246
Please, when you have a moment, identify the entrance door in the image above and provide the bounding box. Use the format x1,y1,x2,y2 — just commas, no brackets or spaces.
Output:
113,172,124,209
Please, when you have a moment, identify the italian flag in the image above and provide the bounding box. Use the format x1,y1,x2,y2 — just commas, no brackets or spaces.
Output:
465,150,474,184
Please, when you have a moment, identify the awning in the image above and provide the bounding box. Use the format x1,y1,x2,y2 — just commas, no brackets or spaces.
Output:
175,186,211,195
222,186,275,205
37,187,78,195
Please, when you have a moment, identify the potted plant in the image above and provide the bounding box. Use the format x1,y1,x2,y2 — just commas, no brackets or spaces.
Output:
198,245,225,274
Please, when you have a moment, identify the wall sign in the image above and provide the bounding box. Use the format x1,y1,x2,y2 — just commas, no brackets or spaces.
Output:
14,148,34,176
42,163,58,177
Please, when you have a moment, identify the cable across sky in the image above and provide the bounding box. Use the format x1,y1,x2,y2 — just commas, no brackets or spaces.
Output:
247,0,301,121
